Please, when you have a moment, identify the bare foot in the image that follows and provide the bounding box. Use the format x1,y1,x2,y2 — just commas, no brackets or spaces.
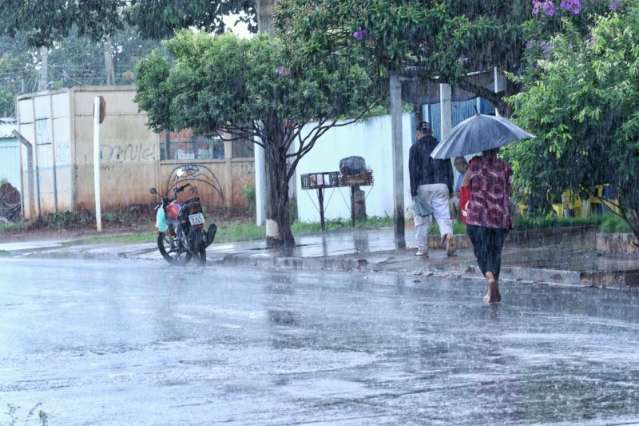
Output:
483,272,500,304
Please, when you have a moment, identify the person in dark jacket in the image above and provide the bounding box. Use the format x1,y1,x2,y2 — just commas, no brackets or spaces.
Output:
409,121,455,257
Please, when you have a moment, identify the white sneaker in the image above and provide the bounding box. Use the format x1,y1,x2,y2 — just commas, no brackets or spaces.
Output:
415,249,428,257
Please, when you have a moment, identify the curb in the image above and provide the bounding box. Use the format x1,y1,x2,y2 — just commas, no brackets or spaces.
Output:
216,251,639,289
10,245,635,289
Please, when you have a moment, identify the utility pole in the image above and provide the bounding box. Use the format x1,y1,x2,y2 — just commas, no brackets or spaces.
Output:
38,47,48,91
439,83,452,141
493,67,505,117
104,36,115,85
93,97,104,232
390,73,406,249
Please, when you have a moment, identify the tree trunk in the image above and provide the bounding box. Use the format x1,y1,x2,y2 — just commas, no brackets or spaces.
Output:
619,191,639,242
257,0,284,245
256,0,276,35
264,140,295,247
628,209,639,242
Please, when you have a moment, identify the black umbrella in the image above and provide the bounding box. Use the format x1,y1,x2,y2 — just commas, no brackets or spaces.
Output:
430,113,534,159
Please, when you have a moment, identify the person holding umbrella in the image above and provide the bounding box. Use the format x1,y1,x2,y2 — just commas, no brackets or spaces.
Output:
430,112,534,304
462,148,512,304
409,121,455,257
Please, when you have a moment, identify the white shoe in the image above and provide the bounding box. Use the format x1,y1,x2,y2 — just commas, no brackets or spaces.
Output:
415,249,428,257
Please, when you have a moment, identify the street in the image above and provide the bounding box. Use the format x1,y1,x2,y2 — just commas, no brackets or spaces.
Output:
2,259,639,425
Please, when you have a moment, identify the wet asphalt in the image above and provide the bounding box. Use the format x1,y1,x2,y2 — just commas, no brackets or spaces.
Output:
2,259,639,425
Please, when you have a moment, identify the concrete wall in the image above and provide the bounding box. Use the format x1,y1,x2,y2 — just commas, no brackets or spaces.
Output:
295,113,415,223
72,86,159,211
17,86,255,218
157,157,255,212
17,90,74,218
231,159,254,208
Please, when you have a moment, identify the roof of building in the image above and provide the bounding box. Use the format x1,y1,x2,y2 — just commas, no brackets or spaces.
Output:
0,118,16,139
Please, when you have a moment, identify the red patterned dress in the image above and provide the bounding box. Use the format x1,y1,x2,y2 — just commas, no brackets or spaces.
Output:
465,156,513,230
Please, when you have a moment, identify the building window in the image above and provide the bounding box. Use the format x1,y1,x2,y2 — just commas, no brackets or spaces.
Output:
161,130,224,161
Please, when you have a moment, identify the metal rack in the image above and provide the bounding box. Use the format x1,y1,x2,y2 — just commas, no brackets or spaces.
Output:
301,171,374,231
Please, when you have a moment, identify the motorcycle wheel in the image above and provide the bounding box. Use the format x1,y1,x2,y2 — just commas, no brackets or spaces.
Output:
198,245,206,265
190,229,207,266
157,232,192,265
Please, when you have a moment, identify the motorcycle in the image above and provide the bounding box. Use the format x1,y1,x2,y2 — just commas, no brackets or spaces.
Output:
150,182,217,265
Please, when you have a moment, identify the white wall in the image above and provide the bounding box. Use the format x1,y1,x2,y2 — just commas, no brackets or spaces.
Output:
295,113,414,223
0,139,20,190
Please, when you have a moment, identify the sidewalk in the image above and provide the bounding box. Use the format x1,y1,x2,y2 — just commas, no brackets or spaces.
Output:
3,227,638,288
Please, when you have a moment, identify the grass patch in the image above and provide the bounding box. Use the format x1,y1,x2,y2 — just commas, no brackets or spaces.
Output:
215,221,265,243
0,221,28,233
292,216,394,234
514,214,634,234
427,221,467,236
599,215,633,234
72,216,397,246
514,215,603,230
78,232,157,245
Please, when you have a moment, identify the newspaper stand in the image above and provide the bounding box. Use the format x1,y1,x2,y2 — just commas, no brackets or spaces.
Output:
301,171,374,231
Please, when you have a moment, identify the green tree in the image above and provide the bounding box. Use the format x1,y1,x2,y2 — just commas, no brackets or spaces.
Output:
127,0,256,38
135,32,377,246
0,1,256,87
0,34,38,116
276,0,621,116
507,6,639,239
1,0,126,47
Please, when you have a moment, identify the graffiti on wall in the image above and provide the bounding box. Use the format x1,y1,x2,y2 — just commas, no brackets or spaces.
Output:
101,143,154,162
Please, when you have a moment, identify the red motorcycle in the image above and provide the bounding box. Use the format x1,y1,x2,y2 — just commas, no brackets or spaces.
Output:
150,183,216,265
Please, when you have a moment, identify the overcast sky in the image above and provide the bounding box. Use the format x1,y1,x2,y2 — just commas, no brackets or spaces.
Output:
222,14,253,38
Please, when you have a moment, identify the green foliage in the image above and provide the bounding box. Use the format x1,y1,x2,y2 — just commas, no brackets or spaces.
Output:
0,0,124,47
507,5,639,238
0,221,27,234
514,215,602,230
136,32,375,134
243,185,256,213
425,220,467,236
600,215,633,234
0,33,38,115
276,0,620,113
0,90,13,116
126,0,256,39
513,214,631,234
42,211,93,230
135,30,377,246
0,25,160,115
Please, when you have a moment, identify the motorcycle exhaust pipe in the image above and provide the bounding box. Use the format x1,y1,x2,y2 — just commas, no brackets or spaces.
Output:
206,223,217,247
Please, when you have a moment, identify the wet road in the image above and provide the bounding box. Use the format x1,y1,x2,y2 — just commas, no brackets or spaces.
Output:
2,259,639,425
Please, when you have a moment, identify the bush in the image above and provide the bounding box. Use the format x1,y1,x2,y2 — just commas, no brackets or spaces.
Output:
600,215,633,234
243,185,256,213
514,215,602,230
